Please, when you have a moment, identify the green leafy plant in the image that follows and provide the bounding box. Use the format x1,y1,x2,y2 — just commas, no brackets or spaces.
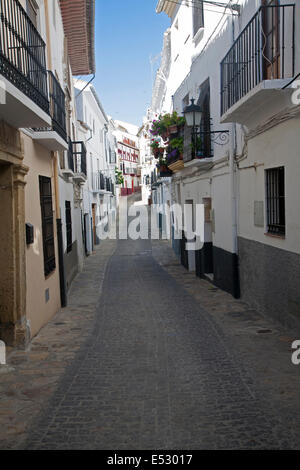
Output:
150,112,186,138
150,138,160,150
190,136,202,151
115,167,124,185
169,137,184,154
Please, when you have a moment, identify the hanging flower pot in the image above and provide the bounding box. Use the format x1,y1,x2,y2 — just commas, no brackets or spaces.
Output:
169,124,178,134
158,147,165,155
161,129,170,141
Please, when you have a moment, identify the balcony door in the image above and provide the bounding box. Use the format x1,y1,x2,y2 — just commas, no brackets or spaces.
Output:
262,0,281,80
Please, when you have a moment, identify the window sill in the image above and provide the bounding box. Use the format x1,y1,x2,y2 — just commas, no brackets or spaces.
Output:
193,27,204,47
264,232,286,240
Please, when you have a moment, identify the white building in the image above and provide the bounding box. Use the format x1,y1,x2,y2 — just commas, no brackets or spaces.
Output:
0,0,95,345
114,121,141,197
74,80,117,254
151,0,300,328
137,112,158,205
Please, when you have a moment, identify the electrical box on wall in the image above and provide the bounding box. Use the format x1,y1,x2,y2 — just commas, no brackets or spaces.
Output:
26,223,34,245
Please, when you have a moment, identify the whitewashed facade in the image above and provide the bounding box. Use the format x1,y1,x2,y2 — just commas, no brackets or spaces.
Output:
151,0,300,327
114,121,141,197
74,80,117,254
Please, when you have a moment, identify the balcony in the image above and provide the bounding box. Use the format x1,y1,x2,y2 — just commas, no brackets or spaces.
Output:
92,171,105,193
63,140,87,182
72,141,87,183
32,71,68,150
166,151,184,173
220,4,295,126
92,172,113,194
0,0,51,128
183,130,229,170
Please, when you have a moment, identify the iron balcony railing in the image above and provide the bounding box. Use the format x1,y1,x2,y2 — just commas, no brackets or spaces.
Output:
48,71,66,140
67,138,74,172
0,0,49,113
67,140,87,176
33,71,67,139
105,177,113,192
72,141,87,176
187,130,229,161
92,171,106,191
221,4,295,115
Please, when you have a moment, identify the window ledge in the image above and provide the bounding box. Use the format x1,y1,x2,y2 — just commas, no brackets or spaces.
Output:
264,232,286,240
193,27,204,47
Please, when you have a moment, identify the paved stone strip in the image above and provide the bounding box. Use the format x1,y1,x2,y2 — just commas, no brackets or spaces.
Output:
0,239,116,450
20,238,300,450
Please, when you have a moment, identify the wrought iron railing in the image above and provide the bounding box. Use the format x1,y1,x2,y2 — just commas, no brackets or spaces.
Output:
72,141,87,176
67,139,74,172
33,71,67,139
92,171,105,191
48,71,66,140
221,4,295,115
0,0,49,113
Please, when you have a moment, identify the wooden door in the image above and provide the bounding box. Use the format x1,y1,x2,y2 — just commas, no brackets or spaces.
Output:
262,0,281,79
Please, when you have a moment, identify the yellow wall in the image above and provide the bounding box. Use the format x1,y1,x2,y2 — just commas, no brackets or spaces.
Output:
23,133,60,338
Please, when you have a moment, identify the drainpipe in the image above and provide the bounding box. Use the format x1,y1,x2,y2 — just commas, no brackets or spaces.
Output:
230,14,239,297
45,0,67,307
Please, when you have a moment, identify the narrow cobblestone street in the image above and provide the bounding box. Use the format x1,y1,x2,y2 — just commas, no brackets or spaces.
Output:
1,200,300,450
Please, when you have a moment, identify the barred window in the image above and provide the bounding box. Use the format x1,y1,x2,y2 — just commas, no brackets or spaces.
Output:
266,166,285,236
39,176,56,276
65,201,72,253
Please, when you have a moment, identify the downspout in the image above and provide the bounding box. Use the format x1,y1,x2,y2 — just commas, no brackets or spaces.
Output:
45,0,67,306
230,14,240,298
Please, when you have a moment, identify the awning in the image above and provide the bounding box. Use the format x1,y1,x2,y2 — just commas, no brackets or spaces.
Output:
59,0,96,75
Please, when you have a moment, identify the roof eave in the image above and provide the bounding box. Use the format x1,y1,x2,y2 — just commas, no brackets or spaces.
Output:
156,0,176,17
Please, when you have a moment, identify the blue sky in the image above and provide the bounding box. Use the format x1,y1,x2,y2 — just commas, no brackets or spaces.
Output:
93,0,170,127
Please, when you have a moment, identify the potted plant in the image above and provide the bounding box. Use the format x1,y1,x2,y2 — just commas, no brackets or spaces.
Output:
150,138,160,157
156,158,172,176
169,112,185,134
190,136,203,158
115,167,124,185
168,137,184,158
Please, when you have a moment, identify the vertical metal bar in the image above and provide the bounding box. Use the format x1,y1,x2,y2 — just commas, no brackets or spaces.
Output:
282,5,284,78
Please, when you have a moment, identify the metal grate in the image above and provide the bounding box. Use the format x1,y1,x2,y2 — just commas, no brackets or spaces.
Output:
65,201,72,253
0,0,49,113
221,3,295,115
39,176,56,276
33,71,67,140
266,166,285,236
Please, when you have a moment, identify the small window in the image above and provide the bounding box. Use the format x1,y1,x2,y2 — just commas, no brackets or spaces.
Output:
266,166,285,236
65,201,72,253
39,176,56,276
193,1,204,37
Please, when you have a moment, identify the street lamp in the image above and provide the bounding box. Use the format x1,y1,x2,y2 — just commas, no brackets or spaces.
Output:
183,98,202,128
184,98,202,159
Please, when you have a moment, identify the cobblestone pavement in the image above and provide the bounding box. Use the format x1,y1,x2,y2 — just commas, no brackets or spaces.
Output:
1,202,300,449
